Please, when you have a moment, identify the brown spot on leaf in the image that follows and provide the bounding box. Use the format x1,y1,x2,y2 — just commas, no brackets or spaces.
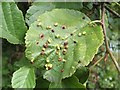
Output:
61,69,64,72
64,41,68,46
62,49,67,55
43,43,48,48
40,51,45,55
58,57,62,62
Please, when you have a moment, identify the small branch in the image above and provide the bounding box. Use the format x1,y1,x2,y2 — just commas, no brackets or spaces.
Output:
105,5,120,18
89,56,104,69
104,53,108,62
114,2,120,7
101,3,120,74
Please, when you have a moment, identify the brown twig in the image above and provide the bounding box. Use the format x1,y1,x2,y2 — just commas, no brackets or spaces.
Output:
89,56,104,69
105,5,120,18
101,3,120,74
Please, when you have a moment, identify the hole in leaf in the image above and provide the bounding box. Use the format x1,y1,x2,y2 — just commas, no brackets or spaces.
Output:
39,34,44,39
82,16,85,19
73,40,77,44
51,29,55,33
36,41,39,45
62,25,66,29
70,33,73,36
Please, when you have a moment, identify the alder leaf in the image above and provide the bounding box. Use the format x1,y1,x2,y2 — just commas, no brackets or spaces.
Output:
49,76,86,89
0,2,27,44
25,9,104,83
25,2,83,26
12,67,36,88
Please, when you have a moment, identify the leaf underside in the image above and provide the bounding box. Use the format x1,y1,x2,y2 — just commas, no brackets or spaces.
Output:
25,9,104,83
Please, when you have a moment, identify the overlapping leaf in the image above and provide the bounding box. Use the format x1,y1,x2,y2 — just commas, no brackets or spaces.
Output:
0,1,27,44
25,9,104,83
49,76,86,89
75,67,89,84
12,67,36,88
25,2,83,26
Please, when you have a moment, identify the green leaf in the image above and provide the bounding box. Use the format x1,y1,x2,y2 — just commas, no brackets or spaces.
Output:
74,67,89,84
11,67,36,88
25,2,83,26
25,9,104,83
0,2,27,44
49,76,86,89
36,77,50,88
25,2,55,26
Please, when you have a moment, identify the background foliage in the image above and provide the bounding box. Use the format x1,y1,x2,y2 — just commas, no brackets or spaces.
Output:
1,1,120,89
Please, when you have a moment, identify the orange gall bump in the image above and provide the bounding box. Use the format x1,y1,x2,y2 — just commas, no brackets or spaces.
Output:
42,48,45,51
39,34,44,39
62,49,67,55
46,26,52,29
62,25,66,29
64,45,68,49
47,63,53,70
30,59,34,64
40,51,45,55
37,22,42,27
82,31,86,35
54,22,58,27
56,50,59,55
47,38,51,44
58,57,62,62
63,49,67,52
43,43,48,48
61,69,64,72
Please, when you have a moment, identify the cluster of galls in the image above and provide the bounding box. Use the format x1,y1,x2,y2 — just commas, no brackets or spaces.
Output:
55,40,68,56
36,20,87,72
63,41,68,55
44,59,53,70
40,38,51,55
